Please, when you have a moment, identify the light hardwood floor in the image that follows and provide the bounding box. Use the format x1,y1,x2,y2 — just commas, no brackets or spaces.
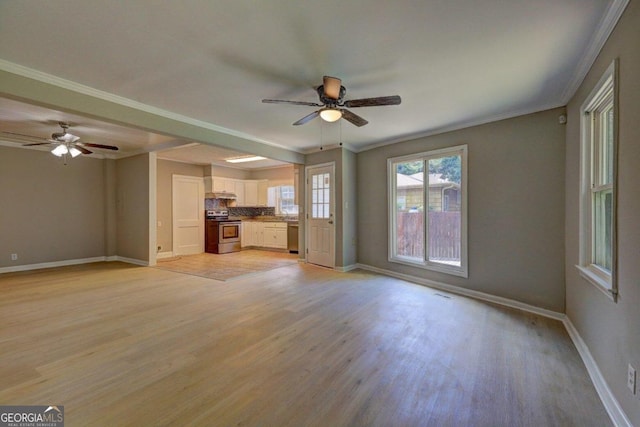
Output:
0,262,611,426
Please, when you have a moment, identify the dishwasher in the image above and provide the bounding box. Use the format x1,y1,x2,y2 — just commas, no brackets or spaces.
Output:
287,222,299,254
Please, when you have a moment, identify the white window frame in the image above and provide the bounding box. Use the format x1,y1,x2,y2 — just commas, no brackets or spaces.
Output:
388,145,468,278
577,59,618,301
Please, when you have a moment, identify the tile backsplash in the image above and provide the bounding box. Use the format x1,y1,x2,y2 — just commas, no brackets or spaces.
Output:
229,206,275,217
205,198,275,217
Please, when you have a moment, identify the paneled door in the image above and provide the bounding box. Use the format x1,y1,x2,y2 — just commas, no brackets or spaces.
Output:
172,175,204,255
306,163,335,268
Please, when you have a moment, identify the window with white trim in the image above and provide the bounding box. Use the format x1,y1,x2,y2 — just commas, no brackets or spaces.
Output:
388,145,468,278
578,60,618,300
267,185,298,215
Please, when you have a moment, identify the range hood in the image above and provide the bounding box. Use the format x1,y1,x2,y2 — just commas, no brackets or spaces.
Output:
205,192,237,199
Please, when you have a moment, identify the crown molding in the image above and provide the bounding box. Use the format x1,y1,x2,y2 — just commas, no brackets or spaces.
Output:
560,0,630,104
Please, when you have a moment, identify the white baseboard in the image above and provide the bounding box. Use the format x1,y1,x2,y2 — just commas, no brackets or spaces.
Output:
355,263,564,320
335,264,358,272
112,256,149,267
563,318,632,427
156,251,175,260
0,256,107,274
0,255,148,274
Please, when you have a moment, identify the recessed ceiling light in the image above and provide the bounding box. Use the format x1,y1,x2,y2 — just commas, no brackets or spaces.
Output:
226,156,267,163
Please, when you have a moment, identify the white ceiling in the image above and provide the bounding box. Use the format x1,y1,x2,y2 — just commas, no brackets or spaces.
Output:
0,0,621,166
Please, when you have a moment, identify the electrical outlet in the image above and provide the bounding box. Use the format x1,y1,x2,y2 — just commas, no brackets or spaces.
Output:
10,253,18,261
628,364,636,394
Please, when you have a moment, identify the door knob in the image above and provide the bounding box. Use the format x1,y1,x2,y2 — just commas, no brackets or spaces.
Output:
328,220,334,224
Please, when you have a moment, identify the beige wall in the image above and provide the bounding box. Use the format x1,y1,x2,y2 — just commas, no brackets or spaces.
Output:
357,107,567,311
249,165,294,182
565,2,640,424
156,159,204,253
210,164,249,180
0,146,107,268
115,153,151,262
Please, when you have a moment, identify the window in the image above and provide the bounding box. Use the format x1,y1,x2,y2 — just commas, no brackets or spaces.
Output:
388,145,468,277
267,185,298,215
578,60,618,300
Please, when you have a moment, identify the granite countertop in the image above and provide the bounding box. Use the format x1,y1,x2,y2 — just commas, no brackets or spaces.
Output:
240,216,298,223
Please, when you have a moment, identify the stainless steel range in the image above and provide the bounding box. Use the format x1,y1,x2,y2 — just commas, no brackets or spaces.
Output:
205,210,241,254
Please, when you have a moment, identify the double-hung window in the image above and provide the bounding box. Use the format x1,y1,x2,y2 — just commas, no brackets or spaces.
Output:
578,60,618,300
388,145,468,278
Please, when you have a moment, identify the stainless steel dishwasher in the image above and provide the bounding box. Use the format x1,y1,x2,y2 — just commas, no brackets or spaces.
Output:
287,222,299,254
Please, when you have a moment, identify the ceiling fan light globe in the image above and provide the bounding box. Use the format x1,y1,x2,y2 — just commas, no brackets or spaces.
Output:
320,109,342,122
69,147,82,157
51,144,68,157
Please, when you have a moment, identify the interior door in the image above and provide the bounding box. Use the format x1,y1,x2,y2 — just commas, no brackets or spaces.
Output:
306,164,335,268
172,175,204,255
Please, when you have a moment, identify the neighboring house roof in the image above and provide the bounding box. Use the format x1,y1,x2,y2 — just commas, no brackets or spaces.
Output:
398,173,459,189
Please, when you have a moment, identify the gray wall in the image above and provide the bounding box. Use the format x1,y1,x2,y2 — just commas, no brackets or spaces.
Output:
357,107,566,312
0,146,107,267
305,147,357,268
565,1,640,424
342,148,357,267
115,153,151,262
156,159,204,253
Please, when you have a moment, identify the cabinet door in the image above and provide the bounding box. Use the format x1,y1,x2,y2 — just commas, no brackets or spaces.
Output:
234,181,245,206
212,178,226,192
224,179,236,193
275,228,288,249
241,222,250,247
250,222,263,247
244,181,258,206
258,180,268,206
263,227,276,248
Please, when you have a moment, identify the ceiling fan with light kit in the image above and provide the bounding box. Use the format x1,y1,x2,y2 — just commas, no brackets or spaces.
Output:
262,76,401,127
1,121,118,162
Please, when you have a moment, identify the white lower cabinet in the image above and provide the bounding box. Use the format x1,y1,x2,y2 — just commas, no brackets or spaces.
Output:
241,221,286,249
263,223,288,249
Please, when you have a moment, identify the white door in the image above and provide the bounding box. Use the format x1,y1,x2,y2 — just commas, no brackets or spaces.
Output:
306,164,335,268
172,175,204,255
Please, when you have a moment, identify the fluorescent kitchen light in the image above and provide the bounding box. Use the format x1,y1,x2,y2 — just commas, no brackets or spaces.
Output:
226,156,266,163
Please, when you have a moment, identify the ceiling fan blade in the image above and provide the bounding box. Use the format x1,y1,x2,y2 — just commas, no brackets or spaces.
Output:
323,76,342,100
340,109,369,127
344,95,402,108
73,144,92,155
80,142,119,151
262,99,323,107
1,130,47,141
22,142,53,147
293,111,320,126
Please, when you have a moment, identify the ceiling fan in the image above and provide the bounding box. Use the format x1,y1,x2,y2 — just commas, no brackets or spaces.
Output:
1,121,118,159
262,76,401,127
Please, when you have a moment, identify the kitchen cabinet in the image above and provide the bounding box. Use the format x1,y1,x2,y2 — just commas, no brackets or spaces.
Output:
258,181,268,206
263,222,288,249
242,221,264,247
241,221,287,249
244,181,259,206
234,181,245,205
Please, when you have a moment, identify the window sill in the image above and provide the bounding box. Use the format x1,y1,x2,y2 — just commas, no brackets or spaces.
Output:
575,265,616,302
391,256,468,278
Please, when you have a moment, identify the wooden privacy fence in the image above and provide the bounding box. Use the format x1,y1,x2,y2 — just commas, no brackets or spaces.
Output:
397,211,461,262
